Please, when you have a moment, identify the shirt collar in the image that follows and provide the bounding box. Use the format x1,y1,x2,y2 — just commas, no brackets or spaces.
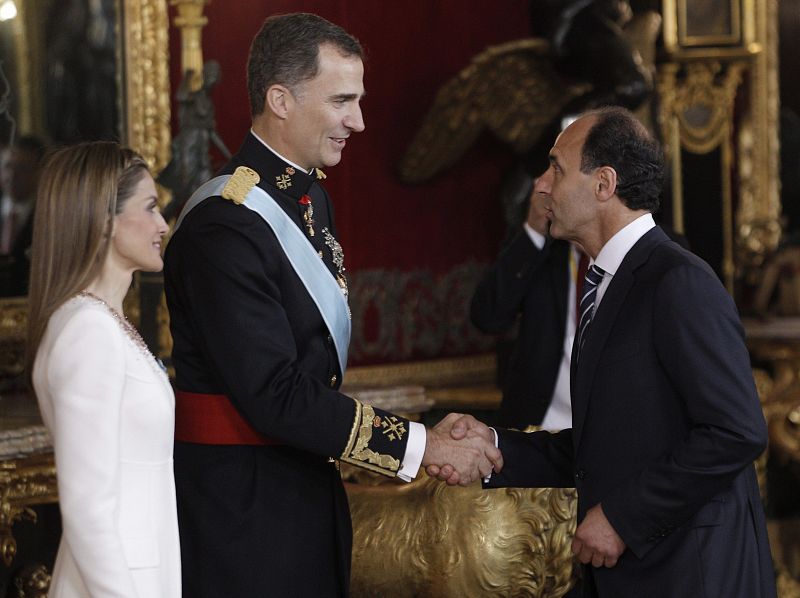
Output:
250,128,309,174
594,213,655,276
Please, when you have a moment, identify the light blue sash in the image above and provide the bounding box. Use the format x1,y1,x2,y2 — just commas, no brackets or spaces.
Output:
174,176,351,376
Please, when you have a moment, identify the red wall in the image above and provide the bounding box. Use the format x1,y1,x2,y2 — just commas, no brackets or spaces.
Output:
168,2,532,363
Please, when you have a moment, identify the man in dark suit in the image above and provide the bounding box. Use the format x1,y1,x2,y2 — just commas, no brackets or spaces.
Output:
164,13,500,598
432,106,776,597
471,176,582,429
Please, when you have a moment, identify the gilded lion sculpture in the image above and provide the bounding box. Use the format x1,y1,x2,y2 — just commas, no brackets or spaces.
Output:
347,473,579,597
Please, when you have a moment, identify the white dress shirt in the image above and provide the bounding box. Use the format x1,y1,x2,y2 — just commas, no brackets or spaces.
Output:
524,223,578,431
593,213,656,309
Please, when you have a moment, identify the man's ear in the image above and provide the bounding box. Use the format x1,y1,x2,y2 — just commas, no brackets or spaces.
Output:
265,84,292,119
595,166,618,202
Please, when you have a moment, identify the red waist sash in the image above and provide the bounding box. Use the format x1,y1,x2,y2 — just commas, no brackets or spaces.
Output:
174,390,279,446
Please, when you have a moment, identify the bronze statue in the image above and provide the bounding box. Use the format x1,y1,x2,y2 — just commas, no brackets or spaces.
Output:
158,60,230,220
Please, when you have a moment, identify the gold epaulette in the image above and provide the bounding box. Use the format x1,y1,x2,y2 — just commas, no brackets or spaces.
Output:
222,166,260,205
340,399,401,477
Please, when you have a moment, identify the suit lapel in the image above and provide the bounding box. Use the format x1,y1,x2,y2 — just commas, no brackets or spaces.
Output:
570,227,669,446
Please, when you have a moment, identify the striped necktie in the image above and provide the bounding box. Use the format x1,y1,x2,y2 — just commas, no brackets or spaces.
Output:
576,263,606,359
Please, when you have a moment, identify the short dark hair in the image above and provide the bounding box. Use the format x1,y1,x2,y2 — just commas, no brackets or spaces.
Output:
247,13,363,117
579,106,663,212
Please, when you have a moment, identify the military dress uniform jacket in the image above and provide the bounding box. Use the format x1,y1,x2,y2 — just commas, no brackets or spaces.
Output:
470,232,570,427
486,227,776,598
164,133,411,597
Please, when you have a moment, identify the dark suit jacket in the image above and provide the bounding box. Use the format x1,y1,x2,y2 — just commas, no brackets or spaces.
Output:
487,227,776,598
165,133,410,597
471,230,570,427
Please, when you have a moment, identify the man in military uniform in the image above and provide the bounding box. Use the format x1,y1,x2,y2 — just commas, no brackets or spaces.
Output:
164,13,501,597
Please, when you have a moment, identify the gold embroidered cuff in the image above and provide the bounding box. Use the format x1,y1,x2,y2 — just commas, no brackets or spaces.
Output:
340,399,400,477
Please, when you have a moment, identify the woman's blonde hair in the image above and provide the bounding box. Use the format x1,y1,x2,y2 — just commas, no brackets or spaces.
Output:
25,141,149,380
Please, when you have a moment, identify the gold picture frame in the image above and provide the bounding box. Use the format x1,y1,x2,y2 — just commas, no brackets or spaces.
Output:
662,0,757,57
680,0,742,47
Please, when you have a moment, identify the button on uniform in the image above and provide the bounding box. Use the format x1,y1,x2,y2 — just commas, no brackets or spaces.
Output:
575,469,586,480
329,374,337,387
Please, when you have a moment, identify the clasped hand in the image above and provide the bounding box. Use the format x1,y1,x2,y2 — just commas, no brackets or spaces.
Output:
421,413,503,486
422,414,626,567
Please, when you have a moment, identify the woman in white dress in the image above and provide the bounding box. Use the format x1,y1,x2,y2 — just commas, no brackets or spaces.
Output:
25,142,179,597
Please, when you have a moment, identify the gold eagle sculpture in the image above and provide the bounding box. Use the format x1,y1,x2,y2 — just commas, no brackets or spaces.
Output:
398,38,589,184
398,11,662,184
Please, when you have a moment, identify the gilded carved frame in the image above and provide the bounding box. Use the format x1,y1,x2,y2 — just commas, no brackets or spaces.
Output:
658,0,780,292
120,0,172,178
0,0,171,376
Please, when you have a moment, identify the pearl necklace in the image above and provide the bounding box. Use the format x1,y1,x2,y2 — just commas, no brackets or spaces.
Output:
77,291,167,376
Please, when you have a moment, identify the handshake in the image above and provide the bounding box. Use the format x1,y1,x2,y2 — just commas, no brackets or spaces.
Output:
421,414,503,486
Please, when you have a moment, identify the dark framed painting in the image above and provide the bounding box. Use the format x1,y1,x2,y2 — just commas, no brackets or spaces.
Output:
677,0,744,47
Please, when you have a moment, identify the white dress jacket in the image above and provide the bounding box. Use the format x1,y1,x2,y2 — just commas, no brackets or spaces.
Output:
33,296,181,597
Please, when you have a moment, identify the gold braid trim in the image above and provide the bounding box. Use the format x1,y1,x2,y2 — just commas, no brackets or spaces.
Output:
341,397,362,458
340,401,400,476
222,166,260,204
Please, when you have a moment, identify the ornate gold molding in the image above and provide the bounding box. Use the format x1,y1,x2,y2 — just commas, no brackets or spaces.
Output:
122,0,172,175
736,0,782,273
0,297,27,376
348,474,578,597
343,353,496,390
658,61,745,155
657,0,780,289
657,60,746,289
11,563,51,597
0,453,57,567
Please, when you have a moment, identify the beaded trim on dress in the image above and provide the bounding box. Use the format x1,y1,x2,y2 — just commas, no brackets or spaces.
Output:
74,291,168,380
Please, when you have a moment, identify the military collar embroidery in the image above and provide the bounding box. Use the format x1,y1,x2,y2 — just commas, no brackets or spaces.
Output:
243,134,316,199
